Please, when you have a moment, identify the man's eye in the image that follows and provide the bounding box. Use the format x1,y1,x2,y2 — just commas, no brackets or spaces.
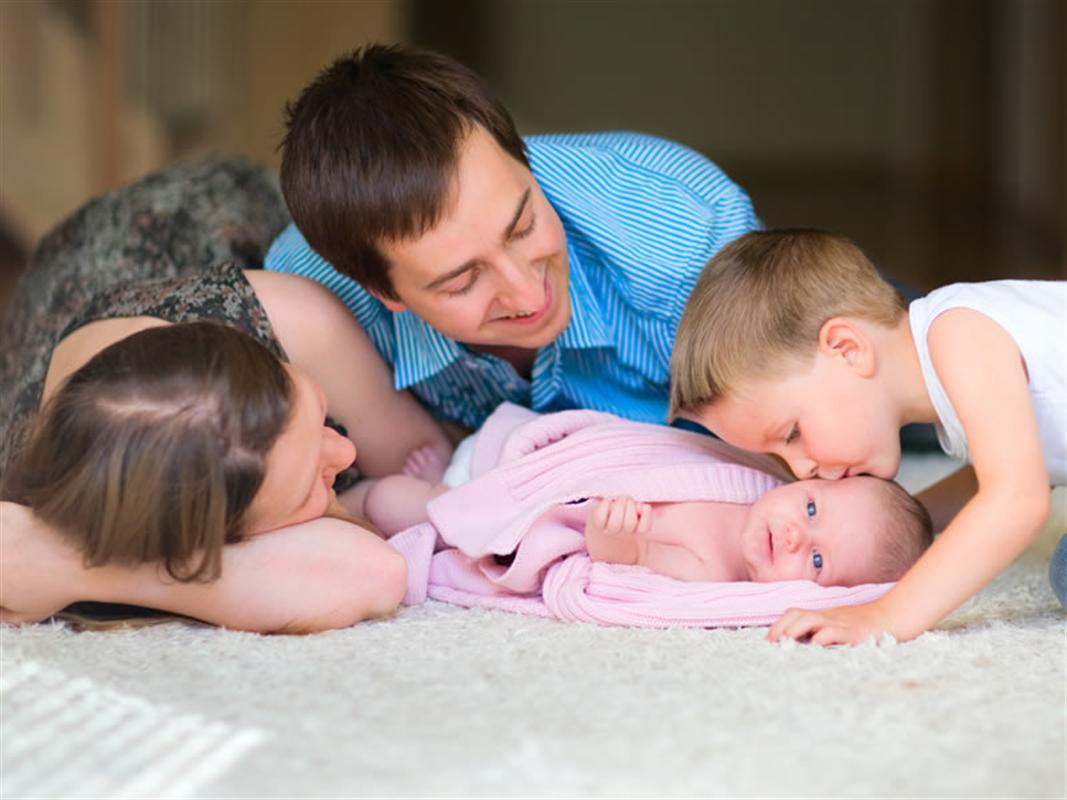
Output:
512,214,536,240
445,270,480,296
785,424,799,444
812,550,823,571
806,499,817,519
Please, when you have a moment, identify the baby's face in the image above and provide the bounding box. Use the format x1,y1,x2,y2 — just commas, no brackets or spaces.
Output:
695,353,903,482
738,477,892,586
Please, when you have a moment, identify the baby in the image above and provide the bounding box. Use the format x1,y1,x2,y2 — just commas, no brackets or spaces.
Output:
366,449,932,588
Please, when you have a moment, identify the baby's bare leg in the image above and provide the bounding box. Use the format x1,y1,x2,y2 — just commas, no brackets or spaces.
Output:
364,475,448,536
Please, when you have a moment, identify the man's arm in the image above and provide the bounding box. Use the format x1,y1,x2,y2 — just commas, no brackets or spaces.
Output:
1,501,407,634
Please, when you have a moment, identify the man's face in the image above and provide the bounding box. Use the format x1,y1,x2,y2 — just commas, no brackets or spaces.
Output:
695,351,903,483
376,125,571,351
738,477,891,586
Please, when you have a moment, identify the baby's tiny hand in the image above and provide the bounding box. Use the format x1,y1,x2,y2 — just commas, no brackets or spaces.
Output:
401,445,447,484
584,497,652,566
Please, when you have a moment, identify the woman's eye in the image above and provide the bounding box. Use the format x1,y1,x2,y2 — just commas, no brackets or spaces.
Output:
806,499,817,519
812,550,823,571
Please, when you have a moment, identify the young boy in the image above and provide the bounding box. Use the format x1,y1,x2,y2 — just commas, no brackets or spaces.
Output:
670,228,1065,644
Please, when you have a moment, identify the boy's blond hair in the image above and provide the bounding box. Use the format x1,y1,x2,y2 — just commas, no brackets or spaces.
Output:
670,229,906,418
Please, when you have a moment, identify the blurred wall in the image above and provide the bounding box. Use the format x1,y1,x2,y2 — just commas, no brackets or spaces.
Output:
0,0,402,249
1,0,1063,297
421,0,1064,290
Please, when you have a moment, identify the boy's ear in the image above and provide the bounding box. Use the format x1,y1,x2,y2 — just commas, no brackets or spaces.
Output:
818,317,876,377
366,288,407,314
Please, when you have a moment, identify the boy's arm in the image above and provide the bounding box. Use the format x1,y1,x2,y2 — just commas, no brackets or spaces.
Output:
246,271,453,477
770,309,1050,644
0,501,407,634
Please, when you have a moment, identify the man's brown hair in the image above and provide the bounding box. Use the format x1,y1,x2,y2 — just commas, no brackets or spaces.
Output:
279,43,529,300
669,228,906,418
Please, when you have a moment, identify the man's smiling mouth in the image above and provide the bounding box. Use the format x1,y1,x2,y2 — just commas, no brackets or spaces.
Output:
494,272,552,325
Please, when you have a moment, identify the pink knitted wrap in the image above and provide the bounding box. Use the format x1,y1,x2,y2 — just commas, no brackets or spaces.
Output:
389,404,894,628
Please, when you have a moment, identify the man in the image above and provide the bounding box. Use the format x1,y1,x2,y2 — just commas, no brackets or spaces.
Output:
267,43,759,429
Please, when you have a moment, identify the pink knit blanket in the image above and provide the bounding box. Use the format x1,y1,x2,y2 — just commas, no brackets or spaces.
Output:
389,404,893,628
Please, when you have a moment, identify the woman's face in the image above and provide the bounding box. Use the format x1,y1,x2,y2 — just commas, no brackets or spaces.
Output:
243,366,357,535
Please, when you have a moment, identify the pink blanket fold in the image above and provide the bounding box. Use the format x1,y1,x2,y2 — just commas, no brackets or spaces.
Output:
388,404,894,628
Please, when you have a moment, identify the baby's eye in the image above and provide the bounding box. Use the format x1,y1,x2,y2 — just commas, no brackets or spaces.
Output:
785,424,800,444
812,550,823,571
806,499,817,519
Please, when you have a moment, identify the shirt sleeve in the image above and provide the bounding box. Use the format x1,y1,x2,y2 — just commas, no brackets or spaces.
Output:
529,132,761,375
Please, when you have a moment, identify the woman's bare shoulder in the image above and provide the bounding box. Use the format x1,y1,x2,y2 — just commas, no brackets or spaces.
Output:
43,317,170,403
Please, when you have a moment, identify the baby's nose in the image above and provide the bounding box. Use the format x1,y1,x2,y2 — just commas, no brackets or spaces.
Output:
784,523,806,553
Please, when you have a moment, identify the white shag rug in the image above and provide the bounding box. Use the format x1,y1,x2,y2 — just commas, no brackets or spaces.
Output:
2,454,1065,799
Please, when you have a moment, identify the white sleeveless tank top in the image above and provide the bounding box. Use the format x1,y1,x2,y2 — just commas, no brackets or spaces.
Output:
908,280,1066,485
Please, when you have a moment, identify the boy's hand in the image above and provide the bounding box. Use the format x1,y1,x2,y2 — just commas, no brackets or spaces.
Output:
768,599,901,646
584,496,652,566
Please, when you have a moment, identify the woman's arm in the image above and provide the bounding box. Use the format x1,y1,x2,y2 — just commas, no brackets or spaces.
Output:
246,271,453,477
1,501,407,634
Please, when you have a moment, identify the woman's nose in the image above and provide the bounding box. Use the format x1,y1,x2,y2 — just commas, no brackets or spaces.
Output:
323,427,357,474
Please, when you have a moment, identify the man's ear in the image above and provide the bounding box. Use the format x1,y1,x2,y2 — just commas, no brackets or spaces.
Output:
366,288,407,314
818,317,876,377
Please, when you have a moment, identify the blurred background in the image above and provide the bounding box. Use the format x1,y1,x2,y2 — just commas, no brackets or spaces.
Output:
1,0,1064,308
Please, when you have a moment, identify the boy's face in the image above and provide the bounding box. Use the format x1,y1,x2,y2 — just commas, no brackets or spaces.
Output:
376,125,572,351
739,477,892,586
695,350,902,482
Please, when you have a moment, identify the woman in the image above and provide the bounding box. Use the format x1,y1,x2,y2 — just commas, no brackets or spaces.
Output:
0,158,452,632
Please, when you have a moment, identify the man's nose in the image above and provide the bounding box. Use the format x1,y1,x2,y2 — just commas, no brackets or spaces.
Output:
495,257,542,310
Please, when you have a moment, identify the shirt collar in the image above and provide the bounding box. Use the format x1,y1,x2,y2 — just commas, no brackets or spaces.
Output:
390,311,463,389
557,237,613,349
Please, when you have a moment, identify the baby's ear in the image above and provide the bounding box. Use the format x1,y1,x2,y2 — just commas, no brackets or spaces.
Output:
818,317,876,377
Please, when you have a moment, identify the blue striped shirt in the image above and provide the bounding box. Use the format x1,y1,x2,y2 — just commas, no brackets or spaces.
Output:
265,132,759,428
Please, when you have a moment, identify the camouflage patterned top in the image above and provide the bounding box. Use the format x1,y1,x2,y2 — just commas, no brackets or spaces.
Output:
0,157,291,479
